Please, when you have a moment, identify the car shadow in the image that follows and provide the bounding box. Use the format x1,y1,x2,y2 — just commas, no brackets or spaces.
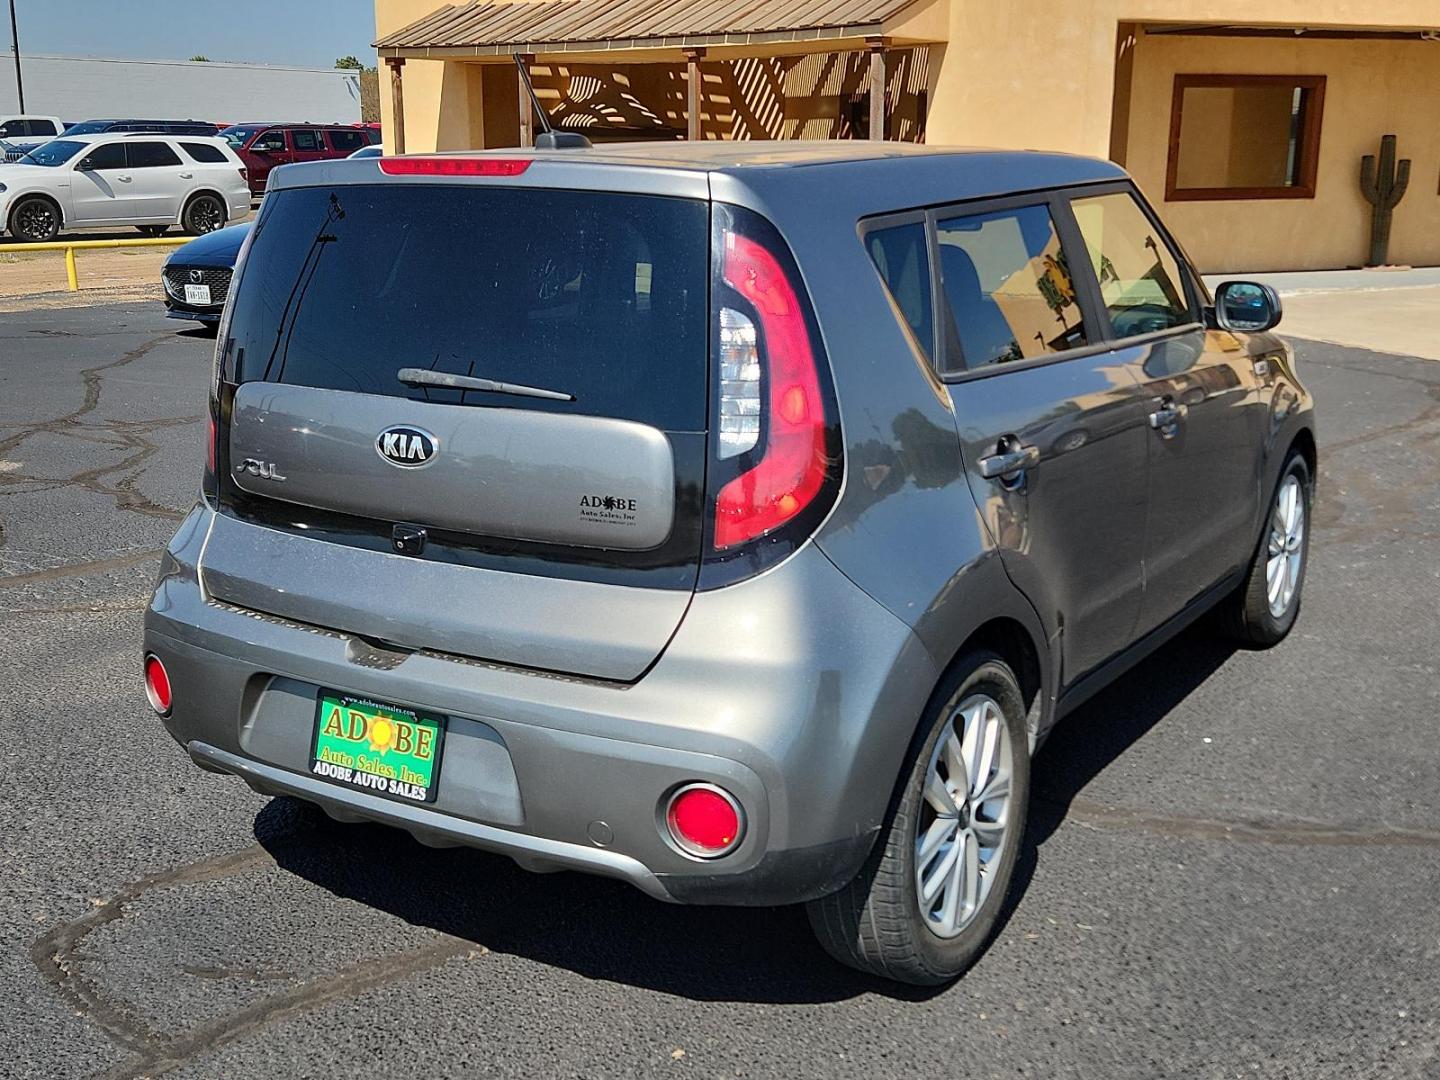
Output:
255,623,1236,1005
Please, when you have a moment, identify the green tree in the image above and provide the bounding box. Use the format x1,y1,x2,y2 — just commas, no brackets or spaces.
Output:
334,55,364,70
189,55,210,62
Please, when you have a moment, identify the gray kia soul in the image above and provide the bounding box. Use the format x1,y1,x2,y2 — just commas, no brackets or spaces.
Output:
144,142,1314,985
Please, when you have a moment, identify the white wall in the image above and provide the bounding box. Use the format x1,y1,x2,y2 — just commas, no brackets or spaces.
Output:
0,52,361,125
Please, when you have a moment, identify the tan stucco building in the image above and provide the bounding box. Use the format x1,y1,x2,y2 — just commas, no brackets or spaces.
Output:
374,0,1440,271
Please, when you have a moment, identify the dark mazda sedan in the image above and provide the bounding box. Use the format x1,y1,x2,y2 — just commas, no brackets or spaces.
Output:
161,222,251,327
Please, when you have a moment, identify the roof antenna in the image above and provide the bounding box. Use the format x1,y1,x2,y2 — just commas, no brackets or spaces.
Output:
513,52,591,150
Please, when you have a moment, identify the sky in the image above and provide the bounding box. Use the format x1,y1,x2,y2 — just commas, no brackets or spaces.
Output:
5,0,378,69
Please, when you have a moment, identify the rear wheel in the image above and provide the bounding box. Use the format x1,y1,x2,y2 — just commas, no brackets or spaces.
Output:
182,194,225,236
1221,451,1311,647
8,195,61,242
807,651,1030,985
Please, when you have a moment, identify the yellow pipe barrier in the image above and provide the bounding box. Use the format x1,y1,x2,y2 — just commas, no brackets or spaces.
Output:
0,236,192,291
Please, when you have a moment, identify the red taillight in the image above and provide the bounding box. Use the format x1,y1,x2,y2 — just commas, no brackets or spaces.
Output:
378,156,531,177
664,784,744,858
144,655,172,716
237,167,247,182
713,231,829,550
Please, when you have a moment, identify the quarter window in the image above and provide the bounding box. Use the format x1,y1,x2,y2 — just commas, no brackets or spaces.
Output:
865,221,934,361
936,204,1088,370
1071,192,1193,339
293,130,323,151
181,141,228,163
1167,74,1325,200
127,142,182,168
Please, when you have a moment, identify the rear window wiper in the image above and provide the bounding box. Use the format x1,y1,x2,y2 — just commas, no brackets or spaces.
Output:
397,368,574,402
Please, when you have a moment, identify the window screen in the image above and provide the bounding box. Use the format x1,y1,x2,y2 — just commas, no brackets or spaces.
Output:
865,222,934,360
936,204,1087,369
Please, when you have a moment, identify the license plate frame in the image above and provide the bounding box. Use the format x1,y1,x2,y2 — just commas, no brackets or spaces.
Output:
184,283,212,305
310,691,446,804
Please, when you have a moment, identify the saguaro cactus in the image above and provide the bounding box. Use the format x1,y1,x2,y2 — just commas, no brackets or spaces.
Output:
1360,134,1410,267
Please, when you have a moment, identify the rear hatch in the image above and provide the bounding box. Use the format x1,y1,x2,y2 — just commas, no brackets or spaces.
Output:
208,174,710,681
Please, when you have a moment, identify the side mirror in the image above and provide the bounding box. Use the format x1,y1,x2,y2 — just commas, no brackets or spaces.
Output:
75,158,94,172
1213,280,1283,333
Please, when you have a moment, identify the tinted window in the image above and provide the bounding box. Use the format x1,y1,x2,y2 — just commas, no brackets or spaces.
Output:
181,141,228,163
937,204,1088,369
64,121,112,135
128,141,182,168
1072,192,1193,339
865,222,933,361
327,129,365,151
34,119,59,136
78,143,127,170
253,129,287,152
20,139,84,166
292,130,323,151
227,185,708,430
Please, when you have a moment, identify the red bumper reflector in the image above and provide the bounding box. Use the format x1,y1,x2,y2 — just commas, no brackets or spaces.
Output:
665,785,743,857
378,157,531,177
144,655,172,716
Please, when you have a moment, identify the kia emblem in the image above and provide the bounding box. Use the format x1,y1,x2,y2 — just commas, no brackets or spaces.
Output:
376,425,438,468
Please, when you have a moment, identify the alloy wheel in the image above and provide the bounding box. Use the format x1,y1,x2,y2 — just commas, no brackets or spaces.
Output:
190,198,223,233
1266,474,1305,617
15,200,56,241
914,693,1014,939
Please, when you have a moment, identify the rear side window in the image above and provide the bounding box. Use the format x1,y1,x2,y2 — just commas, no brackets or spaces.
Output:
181,141,227,163
1071,191,1194,339
225,184,708,430
936,204,1088,369
128,141,182,168
293,130,323,151
327,129,365,152
865,221,933,361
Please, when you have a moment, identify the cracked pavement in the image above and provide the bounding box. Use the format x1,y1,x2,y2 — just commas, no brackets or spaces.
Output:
1,302,1437,1078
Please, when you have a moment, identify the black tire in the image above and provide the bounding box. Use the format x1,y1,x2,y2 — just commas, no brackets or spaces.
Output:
1221,451,1312,648
181,193,225,236
136,224,170,237
807,650,1031,985
7,195,61,242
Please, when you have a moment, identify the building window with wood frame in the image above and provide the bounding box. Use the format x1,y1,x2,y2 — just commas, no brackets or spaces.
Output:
1166,74,1326,201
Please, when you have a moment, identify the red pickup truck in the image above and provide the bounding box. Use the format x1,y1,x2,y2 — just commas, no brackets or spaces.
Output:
220,124,381,198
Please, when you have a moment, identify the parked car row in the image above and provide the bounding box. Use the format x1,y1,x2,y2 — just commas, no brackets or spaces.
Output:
220,124,381,197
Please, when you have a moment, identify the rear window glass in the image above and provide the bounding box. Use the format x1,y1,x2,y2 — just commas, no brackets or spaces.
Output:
225,184,709,431
327,129,365,151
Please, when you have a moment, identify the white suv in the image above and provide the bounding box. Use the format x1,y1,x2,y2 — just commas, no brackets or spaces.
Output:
0,133,250,242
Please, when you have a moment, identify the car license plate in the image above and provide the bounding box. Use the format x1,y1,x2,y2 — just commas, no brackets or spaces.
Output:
184,283,212,305
310,691,445,803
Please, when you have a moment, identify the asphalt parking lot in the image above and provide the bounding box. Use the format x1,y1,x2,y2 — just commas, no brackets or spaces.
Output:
2,301,1438,1079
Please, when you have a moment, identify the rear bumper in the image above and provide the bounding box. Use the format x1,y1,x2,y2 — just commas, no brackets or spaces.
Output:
144,505,939,906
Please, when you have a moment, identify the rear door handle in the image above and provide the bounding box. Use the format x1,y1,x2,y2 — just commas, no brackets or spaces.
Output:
978,440,1040,481
178,172,193,179
116,175,133,183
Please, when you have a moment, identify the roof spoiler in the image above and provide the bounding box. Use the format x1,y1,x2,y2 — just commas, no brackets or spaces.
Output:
514,53,591,150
